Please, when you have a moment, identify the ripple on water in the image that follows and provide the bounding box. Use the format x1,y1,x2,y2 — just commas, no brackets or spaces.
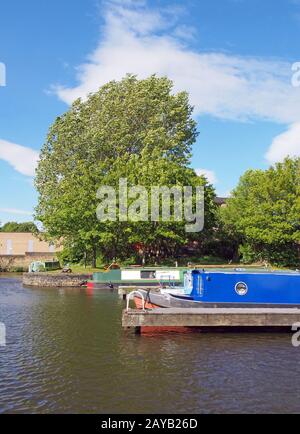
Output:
1,278,300,413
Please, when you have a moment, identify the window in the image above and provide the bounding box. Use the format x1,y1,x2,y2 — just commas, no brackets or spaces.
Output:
6,240,12,255
235,282,248,296
141,270,156,279
28,240,34,253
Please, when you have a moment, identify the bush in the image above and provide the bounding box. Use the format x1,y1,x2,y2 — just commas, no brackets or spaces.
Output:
9,267,26,273
239,243,299,268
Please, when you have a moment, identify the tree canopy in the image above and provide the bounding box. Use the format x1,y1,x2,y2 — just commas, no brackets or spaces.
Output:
35,75,217,265
221,157,300,267
0,221,38,233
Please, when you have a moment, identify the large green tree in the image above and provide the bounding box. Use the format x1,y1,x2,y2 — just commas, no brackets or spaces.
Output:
221,157,300,267
35,75,217,265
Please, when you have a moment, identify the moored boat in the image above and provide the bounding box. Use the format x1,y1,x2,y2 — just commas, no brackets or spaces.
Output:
159,269,193,296
132,269,300,309
88,267,188,289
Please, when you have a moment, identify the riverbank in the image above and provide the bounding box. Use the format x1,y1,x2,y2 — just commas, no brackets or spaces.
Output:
22,272,92,287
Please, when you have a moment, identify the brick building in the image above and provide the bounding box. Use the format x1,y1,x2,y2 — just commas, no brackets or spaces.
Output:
0,233,62,270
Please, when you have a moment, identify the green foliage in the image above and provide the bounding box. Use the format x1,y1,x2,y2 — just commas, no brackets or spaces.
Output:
35,75,218,264
222,158,300,267
0,221,38,233
9,267,26,273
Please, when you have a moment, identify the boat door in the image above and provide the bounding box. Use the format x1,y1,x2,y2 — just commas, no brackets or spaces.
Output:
191,271,204,299
182,271,193,294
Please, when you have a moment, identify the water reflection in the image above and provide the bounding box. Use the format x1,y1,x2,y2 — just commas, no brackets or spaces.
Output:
0,277,300,413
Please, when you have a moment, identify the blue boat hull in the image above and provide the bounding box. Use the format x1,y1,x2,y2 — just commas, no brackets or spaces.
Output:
192,271,300,305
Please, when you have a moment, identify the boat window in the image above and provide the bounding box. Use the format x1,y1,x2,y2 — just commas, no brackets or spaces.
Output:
235,282,248,296
141,270,156,279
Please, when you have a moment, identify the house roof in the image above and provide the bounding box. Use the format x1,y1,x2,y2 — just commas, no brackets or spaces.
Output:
214,197,228,206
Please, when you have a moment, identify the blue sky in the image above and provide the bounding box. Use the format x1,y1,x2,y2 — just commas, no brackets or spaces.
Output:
0,0,300,224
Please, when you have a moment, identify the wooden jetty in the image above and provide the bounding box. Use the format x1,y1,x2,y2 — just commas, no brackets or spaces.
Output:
122,307,300,332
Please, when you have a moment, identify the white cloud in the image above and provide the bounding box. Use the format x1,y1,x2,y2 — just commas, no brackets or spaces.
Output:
265,122,300,164
0,139,39,177
0,208,32,216
195,168,218,185
53,1,300,126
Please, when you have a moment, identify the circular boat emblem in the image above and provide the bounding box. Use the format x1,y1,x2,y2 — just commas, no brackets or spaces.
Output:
235,282,248,296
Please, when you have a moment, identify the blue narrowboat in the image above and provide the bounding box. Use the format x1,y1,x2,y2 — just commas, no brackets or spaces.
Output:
191,270,300,304
133,269,300,309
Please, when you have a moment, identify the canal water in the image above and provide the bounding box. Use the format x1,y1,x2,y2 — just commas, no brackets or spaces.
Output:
1,276,300,414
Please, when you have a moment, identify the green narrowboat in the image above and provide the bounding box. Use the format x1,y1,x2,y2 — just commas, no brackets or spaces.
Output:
88,267,188,289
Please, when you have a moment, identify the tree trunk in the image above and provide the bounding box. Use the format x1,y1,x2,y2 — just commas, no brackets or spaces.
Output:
92,244,97,268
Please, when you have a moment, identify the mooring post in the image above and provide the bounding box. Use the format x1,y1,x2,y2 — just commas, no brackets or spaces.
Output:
134,326,141,335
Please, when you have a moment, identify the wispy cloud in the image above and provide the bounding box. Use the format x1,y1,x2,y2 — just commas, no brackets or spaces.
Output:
0,139,39,177
53,1,300,126
195,168,218,185
0,208,33,216
265,122,300,164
